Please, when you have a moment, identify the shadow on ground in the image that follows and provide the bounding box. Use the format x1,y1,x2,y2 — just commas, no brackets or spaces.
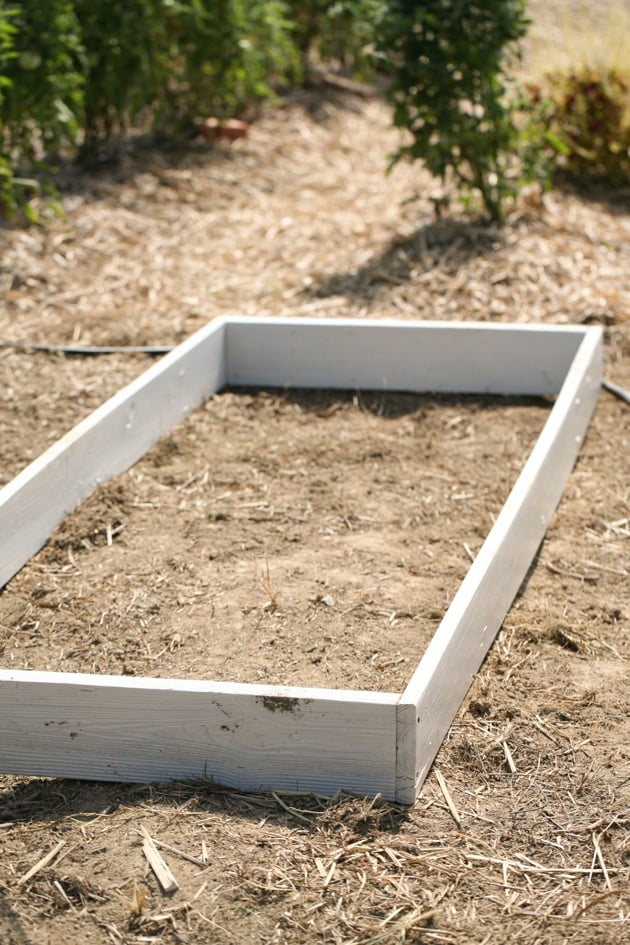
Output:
554,174,630,216
43,86,382,211
0,775,411,837
0,894,30,945
310,217,504,301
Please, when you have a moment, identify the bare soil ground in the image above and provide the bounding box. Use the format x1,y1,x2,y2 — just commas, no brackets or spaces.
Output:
0,74,628,945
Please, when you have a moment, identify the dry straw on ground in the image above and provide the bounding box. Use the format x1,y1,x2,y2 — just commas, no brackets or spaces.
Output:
0,8,629,942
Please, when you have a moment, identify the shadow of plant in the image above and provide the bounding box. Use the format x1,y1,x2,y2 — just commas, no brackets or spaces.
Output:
309,217,504,301
553,175,630,216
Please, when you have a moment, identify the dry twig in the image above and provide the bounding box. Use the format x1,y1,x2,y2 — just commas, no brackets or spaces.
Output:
434,769,462,828
16,840,65,886
140,827,179,894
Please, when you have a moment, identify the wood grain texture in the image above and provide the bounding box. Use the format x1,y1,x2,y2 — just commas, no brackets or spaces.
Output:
0,671,398,798
0,318,227,589
397,327,603,801
225,317,587,395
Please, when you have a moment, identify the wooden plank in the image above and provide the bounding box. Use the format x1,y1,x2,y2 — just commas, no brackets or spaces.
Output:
0,671,398,799
395,326,602,804
225,317,587,396
0,318,227,589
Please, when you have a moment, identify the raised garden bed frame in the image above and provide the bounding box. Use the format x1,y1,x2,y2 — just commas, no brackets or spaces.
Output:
0,317,602,804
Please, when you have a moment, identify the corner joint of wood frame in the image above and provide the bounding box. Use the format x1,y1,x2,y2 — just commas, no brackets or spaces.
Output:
394,701,417,806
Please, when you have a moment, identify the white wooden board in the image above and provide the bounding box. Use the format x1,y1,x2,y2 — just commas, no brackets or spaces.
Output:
0,318,227,590
0,671,397,797
0,318,603,802
395,326,602,803
225,318,587,394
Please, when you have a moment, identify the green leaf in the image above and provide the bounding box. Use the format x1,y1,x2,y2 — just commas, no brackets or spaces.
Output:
543,130,571,156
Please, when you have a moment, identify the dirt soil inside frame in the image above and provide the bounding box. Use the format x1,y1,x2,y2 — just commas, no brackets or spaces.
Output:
0,71,629,945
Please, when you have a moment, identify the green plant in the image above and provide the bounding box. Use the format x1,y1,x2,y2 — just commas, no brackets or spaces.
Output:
286,1,383,77
72,0,295,155
0,2,17,215
0,5,16,103
0,0,83,219
1,1,84,155
377,0,530,221
523,67,630,186
73,0,168,152
171,0,295,123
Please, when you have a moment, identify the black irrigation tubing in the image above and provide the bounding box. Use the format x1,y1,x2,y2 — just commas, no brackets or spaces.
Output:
601,378,630,406
0,340,173,355
1,339,629,405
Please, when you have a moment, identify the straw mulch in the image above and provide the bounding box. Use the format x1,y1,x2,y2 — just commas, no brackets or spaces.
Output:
0,85,628,945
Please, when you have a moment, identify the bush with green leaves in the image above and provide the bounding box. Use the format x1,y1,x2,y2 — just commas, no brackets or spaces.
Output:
73,0,170,152
0,0,84,218
285,1,383,77
0,3,16,215
377,0,530,221
73,0,295,155
523,67,630,187
169,1,295,123
0,0,84,155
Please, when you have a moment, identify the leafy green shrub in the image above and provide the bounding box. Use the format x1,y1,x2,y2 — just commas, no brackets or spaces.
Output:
286,1,383,77
0,0,84,218
1,0,84,155
73,0,294,155
0,3,17,216
377,0,530,221
523,68,630,186
73,0,168,152
169,1,295,124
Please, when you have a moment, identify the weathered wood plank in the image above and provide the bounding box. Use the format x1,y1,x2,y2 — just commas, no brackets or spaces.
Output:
0,318,227,589
225,317,588,395
0,671,398,799
395,326,603,804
